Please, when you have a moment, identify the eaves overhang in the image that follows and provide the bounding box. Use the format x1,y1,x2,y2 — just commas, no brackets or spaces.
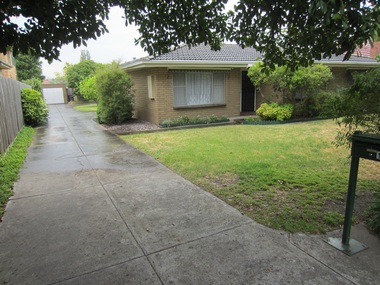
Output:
0,60,12,69
122,60,257,71
122,58,378,71
318,60,379,68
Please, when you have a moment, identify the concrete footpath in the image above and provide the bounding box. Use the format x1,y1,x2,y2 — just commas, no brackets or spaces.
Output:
0,104,379,285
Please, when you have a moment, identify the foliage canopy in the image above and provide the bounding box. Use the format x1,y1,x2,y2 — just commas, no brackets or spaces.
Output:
64,60,103,99
2,0,379,68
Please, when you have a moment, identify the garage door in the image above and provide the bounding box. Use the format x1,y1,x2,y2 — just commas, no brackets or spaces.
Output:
43,87,65,104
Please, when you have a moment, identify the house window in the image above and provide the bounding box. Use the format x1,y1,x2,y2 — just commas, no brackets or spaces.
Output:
147,75,154,99
173,71,225,107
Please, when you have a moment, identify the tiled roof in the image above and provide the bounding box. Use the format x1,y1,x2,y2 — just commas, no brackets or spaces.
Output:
320,53,378,63
151,44,378,63
152,44,262,61
122,44,378,69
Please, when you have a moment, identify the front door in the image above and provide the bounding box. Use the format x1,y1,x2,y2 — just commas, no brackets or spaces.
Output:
241,71,256,113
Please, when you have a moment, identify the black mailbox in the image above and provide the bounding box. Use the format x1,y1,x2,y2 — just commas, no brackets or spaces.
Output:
351,133,380,161
327,132,380,256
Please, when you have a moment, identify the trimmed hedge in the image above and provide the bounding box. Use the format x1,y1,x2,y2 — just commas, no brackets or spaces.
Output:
160,115,229,128
256,103,293,121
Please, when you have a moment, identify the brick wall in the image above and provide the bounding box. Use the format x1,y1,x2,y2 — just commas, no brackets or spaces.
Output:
327,67,353,90
355,41,380,58
127,68,159,124
127,68,243,124
370,42,380,58
0,51,17,80
127,65,359,124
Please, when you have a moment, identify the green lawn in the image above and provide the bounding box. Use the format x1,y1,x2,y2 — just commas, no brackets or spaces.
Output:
122,119,380,233
0,126,34,217
73,103,97,112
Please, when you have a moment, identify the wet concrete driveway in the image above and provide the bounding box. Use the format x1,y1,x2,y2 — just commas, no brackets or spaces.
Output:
0,104,379,285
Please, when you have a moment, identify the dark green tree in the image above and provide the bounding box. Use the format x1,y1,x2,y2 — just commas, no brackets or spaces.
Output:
1,1,379,68
15,53,42,81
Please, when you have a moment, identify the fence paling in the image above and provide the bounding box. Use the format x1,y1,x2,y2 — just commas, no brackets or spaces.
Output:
0,77,28,154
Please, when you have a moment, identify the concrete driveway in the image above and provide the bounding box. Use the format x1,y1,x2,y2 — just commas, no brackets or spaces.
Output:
0,104,379,285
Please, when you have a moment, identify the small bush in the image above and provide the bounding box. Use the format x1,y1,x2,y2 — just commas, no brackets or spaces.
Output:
366,195,380,236
96,68,135,124
256,103,293,121
21,88,48,127
160,115,229,128
244,116,259,123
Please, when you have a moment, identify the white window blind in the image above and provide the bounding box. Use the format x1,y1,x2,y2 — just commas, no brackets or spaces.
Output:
173,71,225,107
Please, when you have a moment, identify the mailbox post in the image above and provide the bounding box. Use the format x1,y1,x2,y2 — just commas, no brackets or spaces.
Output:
327,132,380,256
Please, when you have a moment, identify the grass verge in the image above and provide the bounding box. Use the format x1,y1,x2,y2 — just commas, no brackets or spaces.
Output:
122,119,380,233
73,103,97,112
0,126,34,218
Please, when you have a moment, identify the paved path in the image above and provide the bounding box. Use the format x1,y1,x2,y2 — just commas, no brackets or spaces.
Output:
0,104,379,285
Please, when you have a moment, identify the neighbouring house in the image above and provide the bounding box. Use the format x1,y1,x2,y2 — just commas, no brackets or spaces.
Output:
355,41,380,59
122,44,379,125
0,49,17,79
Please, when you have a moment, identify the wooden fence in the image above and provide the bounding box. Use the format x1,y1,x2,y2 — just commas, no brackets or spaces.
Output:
0,77,29,154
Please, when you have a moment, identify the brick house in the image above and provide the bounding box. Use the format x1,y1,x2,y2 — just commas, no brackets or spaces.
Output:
122,44,378,125
355,42,380,59
0,50,17,79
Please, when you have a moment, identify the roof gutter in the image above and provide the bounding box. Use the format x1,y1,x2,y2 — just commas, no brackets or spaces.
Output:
0,60,12,69
317,60,379,68
122,60,253,71
122,59,379,71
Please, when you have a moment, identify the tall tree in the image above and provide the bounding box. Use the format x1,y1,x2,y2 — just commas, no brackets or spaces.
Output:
1,1,379,68
15,53,42,81
80,50,91,61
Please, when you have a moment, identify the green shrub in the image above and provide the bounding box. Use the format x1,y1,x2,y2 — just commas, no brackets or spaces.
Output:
96,68,135,124
78,76,98,102
245,116,255,123
256,103,293,121
248,63,332,118
160,115,229,128
366,195,380,236
21,88,48,127
23,77,42,92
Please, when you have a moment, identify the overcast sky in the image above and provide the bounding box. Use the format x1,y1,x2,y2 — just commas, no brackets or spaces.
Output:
41,7,148,79
41,2,237,79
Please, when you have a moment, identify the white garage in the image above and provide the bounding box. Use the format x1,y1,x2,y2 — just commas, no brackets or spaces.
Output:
42,84,68,104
